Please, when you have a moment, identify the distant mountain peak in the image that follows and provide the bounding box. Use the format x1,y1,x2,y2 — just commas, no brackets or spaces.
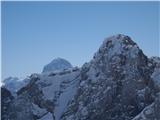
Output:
42,57,73,73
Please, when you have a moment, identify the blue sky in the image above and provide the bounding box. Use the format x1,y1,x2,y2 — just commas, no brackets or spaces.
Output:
2,1,159,79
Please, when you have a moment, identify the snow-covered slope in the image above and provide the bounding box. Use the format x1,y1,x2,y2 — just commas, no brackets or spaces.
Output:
42,58,73,73
7,67,80,120
2,34,160,120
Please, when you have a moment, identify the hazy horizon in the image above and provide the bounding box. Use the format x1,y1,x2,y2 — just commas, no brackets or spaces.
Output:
2,1,159,79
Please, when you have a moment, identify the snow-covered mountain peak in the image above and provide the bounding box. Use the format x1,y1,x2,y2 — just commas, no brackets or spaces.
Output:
95,34,139,59
91,34,146,74
42,58,73,73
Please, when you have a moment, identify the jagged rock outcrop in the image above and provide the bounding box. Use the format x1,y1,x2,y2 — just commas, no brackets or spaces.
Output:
132,94,160,120
2,34,160,120
132,57,160,120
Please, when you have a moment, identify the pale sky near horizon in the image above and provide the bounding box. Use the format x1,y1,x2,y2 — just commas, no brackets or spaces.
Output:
2,1,159,79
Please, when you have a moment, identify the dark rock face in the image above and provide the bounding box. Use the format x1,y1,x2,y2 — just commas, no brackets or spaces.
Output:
133,94,160,120
1,87,14,120
2,34,160,120
132,57,160,120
